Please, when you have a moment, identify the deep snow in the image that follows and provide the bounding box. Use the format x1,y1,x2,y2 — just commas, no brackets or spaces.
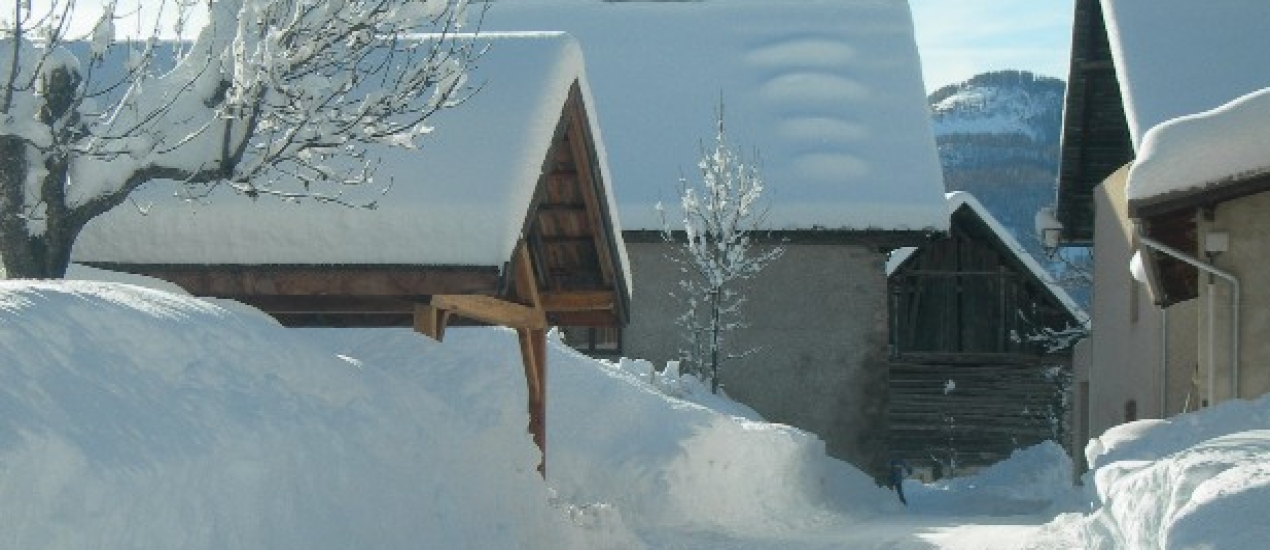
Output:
1,273,1267,548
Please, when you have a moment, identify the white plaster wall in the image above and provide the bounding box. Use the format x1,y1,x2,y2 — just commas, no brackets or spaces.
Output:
1201,191,1270,401
1088,167,1197,436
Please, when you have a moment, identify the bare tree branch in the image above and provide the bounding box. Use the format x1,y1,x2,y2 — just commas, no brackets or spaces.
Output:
0,0,483,278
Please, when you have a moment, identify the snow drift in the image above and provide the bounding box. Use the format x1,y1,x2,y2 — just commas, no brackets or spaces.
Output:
0,280,560,548
1075,395,1270,549
0,279,888,548
907,441,1074,516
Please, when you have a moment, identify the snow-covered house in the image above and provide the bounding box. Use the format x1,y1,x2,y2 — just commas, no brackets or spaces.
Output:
1053,0,1270,452
887,192,1086,475
72,33,632,472
482,1,948,476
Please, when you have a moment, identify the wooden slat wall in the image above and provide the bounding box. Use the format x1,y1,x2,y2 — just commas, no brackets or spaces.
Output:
888,361,1070,476
1056,0,1134,243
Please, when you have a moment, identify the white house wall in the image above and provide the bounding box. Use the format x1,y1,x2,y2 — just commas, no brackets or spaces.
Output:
1090,167,1198,438
1198,192,1270,401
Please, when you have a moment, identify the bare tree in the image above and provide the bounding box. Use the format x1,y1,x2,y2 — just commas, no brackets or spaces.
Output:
0,0,480,278
658,106,782,394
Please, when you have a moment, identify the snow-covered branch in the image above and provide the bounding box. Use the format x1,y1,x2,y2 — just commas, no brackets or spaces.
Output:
659,105,783,393
0,0,481,278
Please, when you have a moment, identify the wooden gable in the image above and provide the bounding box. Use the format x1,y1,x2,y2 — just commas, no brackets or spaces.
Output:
525,83,630,329
1055,0,1135,245
889,204,1082,363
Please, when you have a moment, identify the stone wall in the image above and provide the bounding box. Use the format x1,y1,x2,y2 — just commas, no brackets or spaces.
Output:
621,239,891,477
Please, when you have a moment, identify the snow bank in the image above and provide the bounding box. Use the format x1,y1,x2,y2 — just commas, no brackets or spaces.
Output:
1085,394,1270,470
1072,395,1270,549
0,280,569,549
907,441,1074,516
0,280,890,547
540,348,895,536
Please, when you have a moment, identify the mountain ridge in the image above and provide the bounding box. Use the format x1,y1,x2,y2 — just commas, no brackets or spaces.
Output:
927,70,1088,306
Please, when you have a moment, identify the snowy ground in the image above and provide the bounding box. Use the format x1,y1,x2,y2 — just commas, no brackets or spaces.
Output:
1,273,1267,548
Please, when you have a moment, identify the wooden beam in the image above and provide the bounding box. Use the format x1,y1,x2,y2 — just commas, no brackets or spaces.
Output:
511,241,544,310
549,309,620,327
413,303,452,341
83,265,501,298
228,295,416,315
539,290,614,312
429,295,546,330
567,97,617,289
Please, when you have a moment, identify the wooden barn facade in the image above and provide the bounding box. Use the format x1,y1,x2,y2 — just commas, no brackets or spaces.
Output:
887,193,1087,477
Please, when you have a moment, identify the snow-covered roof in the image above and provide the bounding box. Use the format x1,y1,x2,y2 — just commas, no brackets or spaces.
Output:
888,192,1089,326
1127,87,1270,203
74,32,621,269
479,0,948,232
1102,0,1270,150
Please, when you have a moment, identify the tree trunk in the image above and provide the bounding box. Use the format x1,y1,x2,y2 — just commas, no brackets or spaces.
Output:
0,228,77,279
0,140,81,279
0,135,36,278
710,288,721,394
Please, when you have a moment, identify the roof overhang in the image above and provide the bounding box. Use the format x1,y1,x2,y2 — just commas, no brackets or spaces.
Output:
1129,171,1270,306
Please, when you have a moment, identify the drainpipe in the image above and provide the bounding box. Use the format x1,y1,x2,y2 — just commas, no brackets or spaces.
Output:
1160,307,1168,416
1136,233,1241,403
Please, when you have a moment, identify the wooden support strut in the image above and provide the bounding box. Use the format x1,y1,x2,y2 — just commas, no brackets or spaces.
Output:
511,242,549,477
410,241,549,477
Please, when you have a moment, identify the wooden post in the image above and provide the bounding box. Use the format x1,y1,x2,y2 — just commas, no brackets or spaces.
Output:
412,242,550,477
422,294,549,476
512,242,548,477
518,327,548,477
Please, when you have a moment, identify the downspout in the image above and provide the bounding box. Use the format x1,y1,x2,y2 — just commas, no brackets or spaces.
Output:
1160,307,1168,416
1136,233,1241,403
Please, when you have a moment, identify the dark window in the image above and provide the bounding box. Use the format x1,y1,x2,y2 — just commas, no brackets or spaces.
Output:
561,326,622,356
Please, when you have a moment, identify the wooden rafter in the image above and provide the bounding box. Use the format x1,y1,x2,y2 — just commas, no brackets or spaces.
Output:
565,89,617,291
428,294,546,330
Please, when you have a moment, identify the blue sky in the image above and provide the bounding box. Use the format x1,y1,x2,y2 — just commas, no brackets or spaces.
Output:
37,0,1075,94
909,0,1075,92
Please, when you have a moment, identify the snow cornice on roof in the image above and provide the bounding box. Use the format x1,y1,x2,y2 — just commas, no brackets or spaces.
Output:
481,0,949,233
1127,87,1270,211
1101,0,1270,151
74,32,613,269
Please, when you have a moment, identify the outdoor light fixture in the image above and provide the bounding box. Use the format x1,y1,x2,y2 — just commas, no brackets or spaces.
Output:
1204,231,1230,257
1035,206,1063,256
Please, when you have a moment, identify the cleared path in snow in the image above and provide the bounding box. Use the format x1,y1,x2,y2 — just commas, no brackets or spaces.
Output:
638,513,1062,549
